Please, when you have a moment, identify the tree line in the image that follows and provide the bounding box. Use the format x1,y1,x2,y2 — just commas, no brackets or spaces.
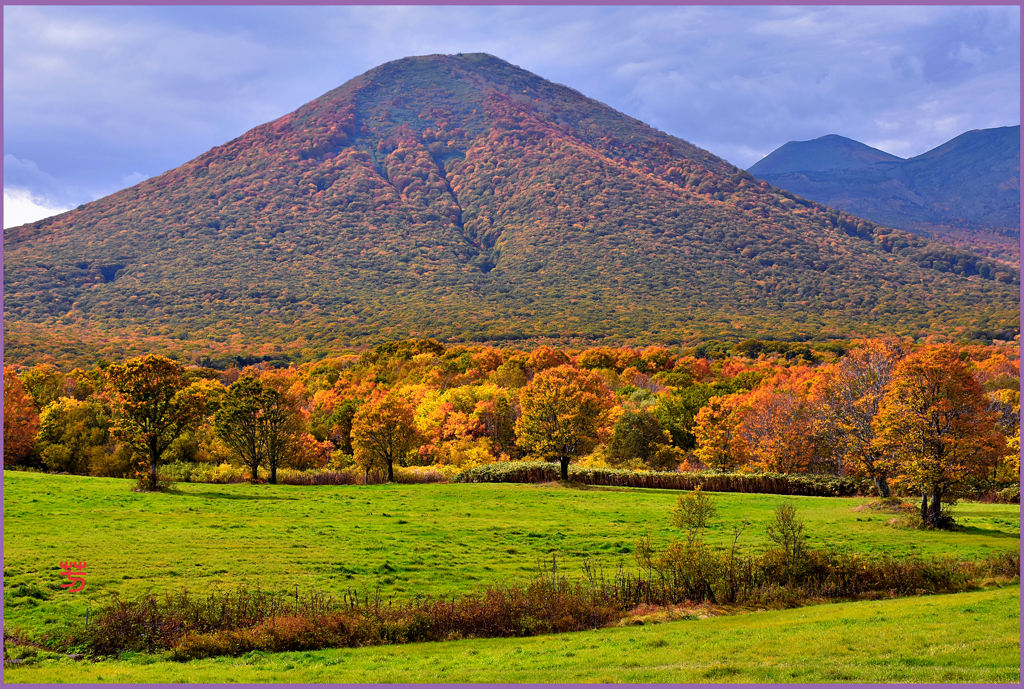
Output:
4,337,1018,528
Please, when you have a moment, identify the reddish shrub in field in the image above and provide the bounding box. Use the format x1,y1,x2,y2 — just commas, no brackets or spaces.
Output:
174,615,356,659
86,576,622,661
77,549,1018,661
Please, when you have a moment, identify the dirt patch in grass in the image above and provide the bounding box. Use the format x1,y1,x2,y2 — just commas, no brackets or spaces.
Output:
616,602,722,626
852,498,917,514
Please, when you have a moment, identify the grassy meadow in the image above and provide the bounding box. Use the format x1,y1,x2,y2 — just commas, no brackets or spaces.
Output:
3,470,1020,681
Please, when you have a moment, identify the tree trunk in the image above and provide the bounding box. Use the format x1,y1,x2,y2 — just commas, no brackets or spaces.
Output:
386,457,394,483
928,487,944,528
559,457,570,481
919,491,928,524
873,475,891,499
148,438,159,490
270,463,277,485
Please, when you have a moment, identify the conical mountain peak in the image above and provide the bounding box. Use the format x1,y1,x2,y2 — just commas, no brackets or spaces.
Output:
4,55,1017,363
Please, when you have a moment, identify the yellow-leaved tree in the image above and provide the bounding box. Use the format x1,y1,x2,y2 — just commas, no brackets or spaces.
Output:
692,395,748,471
351,391,419,483
515,365,613,481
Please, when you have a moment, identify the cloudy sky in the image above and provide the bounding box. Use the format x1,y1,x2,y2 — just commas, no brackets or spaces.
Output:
3,5,1019,228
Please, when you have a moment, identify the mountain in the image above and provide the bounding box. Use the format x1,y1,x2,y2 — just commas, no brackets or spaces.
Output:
748,135,902,174
3,53,1019,365
748,127,1021,263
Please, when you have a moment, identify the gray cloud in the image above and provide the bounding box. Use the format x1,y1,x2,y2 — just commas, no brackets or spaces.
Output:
3,5,1018,227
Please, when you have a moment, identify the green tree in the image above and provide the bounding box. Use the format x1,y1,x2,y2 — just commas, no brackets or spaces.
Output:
214,376,267,481
607,408,670,468
260,379,303,485
19,363,65,413
671,485,717,545
655,380,742,450
214,375,300,484
873,346,1005,528
515,365,613,480
37,397,112,475
763,503,808,582
326,399,360,456
106,355,207,491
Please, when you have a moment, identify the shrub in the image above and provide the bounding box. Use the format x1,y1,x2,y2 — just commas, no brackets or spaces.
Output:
90,444,135,478
80,577,621,661
275,468,360,486
393,465,454,484
158,461,246,484
765,501,802,561
671,485,717,541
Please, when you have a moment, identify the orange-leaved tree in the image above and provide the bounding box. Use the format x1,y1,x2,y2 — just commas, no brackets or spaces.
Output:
515,365,613,480
351,391,419,483
106,355,208,491
873,345,1005,528
734,387,816,474
526,346,571,375
809,339,904,497
4,366,40,466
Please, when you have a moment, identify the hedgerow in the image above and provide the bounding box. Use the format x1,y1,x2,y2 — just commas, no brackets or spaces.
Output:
454,461,875,497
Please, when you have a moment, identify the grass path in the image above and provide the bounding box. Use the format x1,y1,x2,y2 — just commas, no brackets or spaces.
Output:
4,585,1019,683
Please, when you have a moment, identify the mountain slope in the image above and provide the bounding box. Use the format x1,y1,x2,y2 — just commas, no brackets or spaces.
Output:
3,54,1019,364
748,127,1021,262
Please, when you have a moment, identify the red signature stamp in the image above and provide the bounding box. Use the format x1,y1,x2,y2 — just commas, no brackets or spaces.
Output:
59,561,88,592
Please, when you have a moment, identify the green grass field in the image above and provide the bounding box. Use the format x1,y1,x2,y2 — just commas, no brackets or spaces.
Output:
3,471,1020,682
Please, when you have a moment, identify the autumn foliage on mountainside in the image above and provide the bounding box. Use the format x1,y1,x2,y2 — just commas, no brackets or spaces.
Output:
6,337,1018,522
3,54,1018,364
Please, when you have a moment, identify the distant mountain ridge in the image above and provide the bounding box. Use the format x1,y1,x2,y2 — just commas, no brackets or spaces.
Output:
749,135,902,174
3,54,1019,364
748,127,1020,261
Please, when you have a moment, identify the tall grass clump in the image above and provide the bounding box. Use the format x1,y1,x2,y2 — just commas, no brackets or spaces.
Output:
157,461,247,484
